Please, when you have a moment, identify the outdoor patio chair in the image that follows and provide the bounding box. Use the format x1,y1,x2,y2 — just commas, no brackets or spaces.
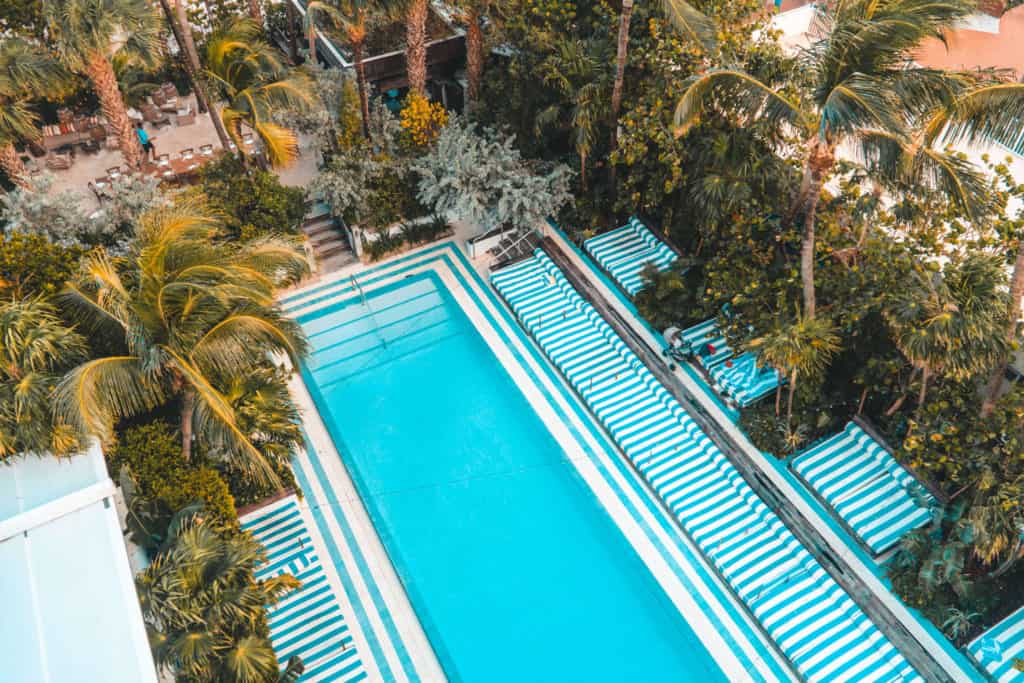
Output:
161,82,179,100
156,154,170,167
175,107,196,126
180,148,194,160
106,166,122,179
199,144,215,157
152,89,166,106
141,104,170,128
45,153,72,170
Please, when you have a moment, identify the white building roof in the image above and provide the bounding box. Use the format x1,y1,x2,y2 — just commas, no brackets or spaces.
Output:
0,442,158,683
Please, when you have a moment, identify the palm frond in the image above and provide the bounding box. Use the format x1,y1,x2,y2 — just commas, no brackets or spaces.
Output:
54,356,164,444
674,69,807,138
661,0,717,53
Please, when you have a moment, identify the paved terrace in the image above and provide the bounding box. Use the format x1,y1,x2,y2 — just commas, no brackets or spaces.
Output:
37,95,318,209
534,227,980,683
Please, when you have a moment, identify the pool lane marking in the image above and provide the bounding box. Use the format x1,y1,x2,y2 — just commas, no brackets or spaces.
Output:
287,365,444,683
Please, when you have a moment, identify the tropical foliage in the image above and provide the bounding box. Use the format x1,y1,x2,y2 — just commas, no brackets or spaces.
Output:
56,200,308,486
413,117,573,231
137,509,300,682
0,297,86,459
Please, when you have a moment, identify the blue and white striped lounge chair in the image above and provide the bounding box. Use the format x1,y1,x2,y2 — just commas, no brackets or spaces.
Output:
969,606,1024,682
241,498,369,683
492,250,922,683
709,352,782,408
792,422,935,555
583,217,678,296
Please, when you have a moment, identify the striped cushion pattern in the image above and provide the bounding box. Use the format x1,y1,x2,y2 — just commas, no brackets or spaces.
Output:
491,250,921,683
968,606,1024,682
679,317,734,369
584,217,677,296
241,499,368,683
709,352,781,408
792,422,934,555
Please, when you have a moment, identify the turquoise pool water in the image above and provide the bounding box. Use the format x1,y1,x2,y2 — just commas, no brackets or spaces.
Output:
297,272,725,682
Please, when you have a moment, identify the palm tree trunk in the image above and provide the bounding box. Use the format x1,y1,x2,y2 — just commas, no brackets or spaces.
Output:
786,370,797,424
352,28,372,141
787,139,835,319
85,51,143,169
169,0,234,148
918,365,930,407
181,389,196,461
981,239,1024,416
465,7,484,110
160,0,206,112
287,0,298,63
608,0,633,187
0,144,29,189
248,0,263,24
580,150,587,192
884,366,920,416
308,23,318,66
774,381,782,417
406,0,429,95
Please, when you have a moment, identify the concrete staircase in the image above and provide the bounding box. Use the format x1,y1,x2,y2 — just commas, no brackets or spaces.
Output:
303,204,356,273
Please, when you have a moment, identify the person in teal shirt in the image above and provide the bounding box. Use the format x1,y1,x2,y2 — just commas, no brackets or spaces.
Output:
135,122,154,160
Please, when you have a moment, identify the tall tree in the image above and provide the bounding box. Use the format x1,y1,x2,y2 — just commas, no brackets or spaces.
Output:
204,19,316,167
42,0,161,169
671,0,1024,319
405,0,429,95
0,39,67,187
0,298,86,459
56,200,309,484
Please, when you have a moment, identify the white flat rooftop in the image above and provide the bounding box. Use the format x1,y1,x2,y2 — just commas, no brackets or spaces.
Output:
0,443,158,683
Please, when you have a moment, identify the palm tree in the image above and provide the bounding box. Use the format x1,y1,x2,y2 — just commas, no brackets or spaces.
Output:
0,40,68,188
536,39,610,191
305,0,380,140
137,510,300,682
42,0,162,170
748,309,840,425
56,200,309,486
405,0,429,95
884,254,1010,408
671,0,1024,319
204,20,316,167
0,298,87,459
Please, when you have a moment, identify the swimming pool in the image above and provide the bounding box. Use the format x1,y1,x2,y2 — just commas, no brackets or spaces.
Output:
296,270,726,682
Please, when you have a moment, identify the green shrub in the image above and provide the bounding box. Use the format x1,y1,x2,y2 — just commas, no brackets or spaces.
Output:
110,421,236,550
192,155,305,239
0,232,82,298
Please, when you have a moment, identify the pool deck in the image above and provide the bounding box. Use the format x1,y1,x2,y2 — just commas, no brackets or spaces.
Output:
535,222,981,683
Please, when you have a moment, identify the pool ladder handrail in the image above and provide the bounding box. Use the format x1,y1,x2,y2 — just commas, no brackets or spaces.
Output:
351,276,388,349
